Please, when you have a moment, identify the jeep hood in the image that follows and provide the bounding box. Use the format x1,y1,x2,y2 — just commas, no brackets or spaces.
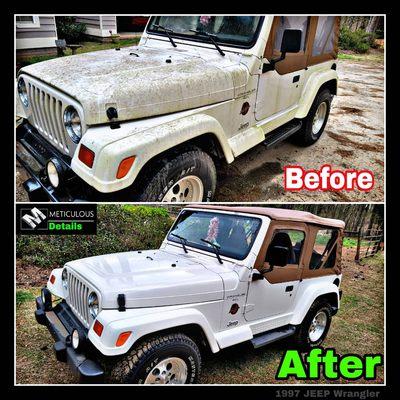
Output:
66,249,224,309
20,45,248,125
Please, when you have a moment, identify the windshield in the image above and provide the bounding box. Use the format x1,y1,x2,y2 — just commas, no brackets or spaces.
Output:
147,16,264,48
168,210,261,260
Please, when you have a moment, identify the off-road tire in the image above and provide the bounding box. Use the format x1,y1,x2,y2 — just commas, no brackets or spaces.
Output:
291,89,332,147
293,300,333,351
131,146,217,202
109,333,201,384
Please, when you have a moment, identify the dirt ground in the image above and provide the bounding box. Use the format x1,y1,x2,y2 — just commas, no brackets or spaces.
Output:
15,248,384,385
15,54,384,203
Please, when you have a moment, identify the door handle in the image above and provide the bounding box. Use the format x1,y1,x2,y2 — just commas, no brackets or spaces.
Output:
292,75,300,83
285,285,294,292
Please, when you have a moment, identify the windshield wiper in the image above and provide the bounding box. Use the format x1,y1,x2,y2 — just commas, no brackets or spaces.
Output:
154,24,177,48
201,238,223,264
189,29,225,56
171,233,188,253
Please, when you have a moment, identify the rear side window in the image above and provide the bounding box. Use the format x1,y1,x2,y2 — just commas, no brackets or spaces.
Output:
312,16,336,56
310,229,339,270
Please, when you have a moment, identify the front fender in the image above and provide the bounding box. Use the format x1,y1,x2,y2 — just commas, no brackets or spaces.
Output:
290,283,339,325
46,268,65,298
71,112,234,193
88,306,220,356
295,69,338,119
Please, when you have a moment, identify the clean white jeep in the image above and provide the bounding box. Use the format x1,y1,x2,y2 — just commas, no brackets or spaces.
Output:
35,205,345,384
17,16,340,202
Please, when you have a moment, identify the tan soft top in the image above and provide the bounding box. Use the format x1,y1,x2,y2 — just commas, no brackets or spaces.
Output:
187,205,345,229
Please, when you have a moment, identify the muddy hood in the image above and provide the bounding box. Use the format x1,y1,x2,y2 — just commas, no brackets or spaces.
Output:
66,249,224,309
20,46,247,125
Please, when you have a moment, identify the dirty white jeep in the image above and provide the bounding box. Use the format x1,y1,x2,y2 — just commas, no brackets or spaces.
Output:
17,16,340,202
35,205,345,383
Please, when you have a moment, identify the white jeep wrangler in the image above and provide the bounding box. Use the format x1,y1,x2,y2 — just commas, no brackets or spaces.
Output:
35,205,345,384
17,16,340,202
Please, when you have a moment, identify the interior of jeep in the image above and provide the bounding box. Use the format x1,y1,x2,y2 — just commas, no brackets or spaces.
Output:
310,229,339,269
265,230,305,266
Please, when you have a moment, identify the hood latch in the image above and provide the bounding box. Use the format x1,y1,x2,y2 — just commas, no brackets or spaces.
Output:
117,294,126,312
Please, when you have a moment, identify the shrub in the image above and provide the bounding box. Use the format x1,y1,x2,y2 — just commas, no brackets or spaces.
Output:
339,27,376,53
55,16,86,44
16,205,173,268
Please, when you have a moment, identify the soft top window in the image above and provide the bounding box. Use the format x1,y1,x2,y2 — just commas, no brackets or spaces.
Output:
312,16,336,56
310,228,339,270
266,229,305,266
168,210,261,260
147,16,264,49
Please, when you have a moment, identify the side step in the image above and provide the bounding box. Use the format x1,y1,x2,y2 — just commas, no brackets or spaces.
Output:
251,325,296,349
263,120,302,149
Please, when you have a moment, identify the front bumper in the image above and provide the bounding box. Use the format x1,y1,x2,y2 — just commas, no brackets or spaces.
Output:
35,294,104,383
16,122,99,202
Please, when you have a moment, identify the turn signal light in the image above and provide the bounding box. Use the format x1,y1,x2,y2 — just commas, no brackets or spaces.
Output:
116,331,132,347
49,274,56,284
116,156,136,179
78,144,95,168
93,320,104,337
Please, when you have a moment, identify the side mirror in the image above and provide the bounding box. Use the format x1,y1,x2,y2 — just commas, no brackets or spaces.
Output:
280,29,302,54
267,245,289,268
252,271,265,281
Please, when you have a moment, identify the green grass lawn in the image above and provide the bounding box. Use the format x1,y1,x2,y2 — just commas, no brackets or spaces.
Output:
343,237,371,248
15,250,384,384
338,50,384,63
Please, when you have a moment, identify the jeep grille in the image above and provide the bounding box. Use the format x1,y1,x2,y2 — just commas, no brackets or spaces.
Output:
23,76,77,156
66,271,91,328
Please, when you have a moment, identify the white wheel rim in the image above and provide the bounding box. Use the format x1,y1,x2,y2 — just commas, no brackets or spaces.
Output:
144,357,188,384
162,175,204,202
312,102,327,135
308,311,327,342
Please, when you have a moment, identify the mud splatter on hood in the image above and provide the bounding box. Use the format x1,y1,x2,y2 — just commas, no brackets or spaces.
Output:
20,46,248,125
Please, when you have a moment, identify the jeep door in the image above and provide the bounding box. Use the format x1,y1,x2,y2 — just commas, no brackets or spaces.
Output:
255,16,310,122
244,221,308,322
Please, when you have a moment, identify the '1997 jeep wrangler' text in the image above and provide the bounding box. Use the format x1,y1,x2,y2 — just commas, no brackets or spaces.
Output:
35,206,345,384
17,16,340,202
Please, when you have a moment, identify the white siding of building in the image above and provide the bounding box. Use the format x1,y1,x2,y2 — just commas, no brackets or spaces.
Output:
16,15,58,50
76,15,117,38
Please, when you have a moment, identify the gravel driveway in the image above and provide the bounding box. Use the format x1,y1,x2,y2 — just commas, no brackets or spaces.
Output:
16,56,384,203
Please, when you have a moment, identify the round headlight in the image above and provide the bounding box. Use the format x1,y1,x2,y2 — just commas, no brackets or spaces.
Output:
18,78,29,107
61,268,68,291
63,106,82,144
46,158,64,188
88,292,99,319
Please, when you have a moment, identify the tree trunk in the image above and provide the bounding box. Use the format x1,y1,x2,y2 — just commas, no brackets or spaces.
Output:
366,16,380,33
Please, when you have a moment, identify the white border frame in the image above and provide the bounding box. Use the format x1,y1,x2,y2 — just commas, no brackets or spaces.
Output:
13,13,386,388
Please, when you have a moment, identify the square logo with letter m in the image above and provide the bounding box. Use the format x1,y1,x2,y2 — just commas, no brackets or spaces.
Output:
19,207,48,230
